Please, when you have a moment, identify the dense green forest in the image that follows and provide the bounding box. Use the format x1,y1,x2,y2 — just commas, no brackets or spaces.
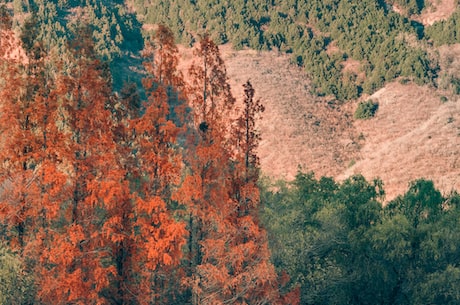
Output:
131,0,460,100
1,0,460,304
262,173,460,304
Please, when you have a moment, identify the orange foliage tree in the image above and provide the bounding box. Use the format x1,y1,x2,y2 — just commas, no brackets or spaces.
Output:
228,81,299,304
125,25,187,304
37,26,187,304
0,13,294,302
175,36,296,304
0,8,78,303
34,28,121,304
0,7,66,258
173,35,236,304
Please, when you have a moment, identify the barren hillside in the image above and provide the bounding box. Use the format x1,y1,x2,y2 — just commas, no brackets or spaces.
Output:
179,44,460,200
343,82,460,200
220,46,361,180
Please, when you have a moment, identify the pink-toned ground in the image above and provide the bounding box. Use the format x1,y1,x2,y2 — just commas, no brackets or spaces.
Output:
219,46,360,181
390,0,457,25
0,30,28,64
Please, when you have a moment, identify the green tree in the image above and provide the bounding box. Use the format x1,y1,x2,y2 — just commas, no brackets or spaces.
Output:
262,172,384,304
0,243,35,304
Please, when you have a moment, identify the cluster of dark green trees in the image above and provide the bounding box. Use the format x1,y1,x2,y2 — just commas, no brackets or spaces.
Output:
386,0,426,15
426,9,460,46
132,0,460,100
261,172,460,305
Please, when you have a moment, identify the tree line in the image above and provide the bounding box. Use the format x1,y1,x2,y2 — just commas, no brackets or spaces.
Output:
9,0,460,101
262,172,460,305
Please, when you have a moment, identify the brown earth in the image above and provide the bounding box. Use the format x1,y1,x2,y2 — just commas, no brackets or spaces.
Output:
179,45,361,181
0,30,28,64
417,0,458,25
179,44,460,200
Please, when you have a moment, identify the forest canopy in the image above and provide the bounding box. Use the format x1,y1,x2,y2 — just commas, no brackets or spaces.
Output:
261,173,460,305
129,0,453,100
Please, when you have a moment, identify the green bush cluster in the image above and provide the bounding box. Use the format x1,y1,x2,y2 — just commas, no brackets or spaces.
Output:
387,0,426,15
18,0,144,91
0,244,35,304
354,99,379,119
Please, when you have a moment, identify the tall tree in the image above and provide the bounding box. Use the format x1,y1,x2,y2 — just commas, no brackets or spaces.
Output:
173,35,236,304
121,25,187,304
219,81,291,304
34,27,118,304
0,6,65,255
0,9,73,304
232,81,265,203
187,34,235,127
176,37,293,304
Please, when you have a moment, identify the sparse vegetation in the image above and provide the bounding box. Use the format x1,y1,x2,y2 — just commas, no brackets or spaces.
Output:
0,243,35,304
354,100,379,119
348,159,356,167
387,0,426,15
451,77,460,94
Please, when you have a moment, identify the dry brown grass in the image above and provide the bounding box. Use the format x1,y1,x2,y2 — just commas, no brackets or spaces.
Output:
179,44,360,180
340,82,460,200
221,46,361,180
438,44,460,94
0,30,28,64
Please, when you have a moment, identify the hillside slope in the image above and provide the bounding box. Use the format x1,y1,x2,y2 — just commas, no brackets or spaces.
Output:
187,45,460,200
216,45,361,180
343,82,460,200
